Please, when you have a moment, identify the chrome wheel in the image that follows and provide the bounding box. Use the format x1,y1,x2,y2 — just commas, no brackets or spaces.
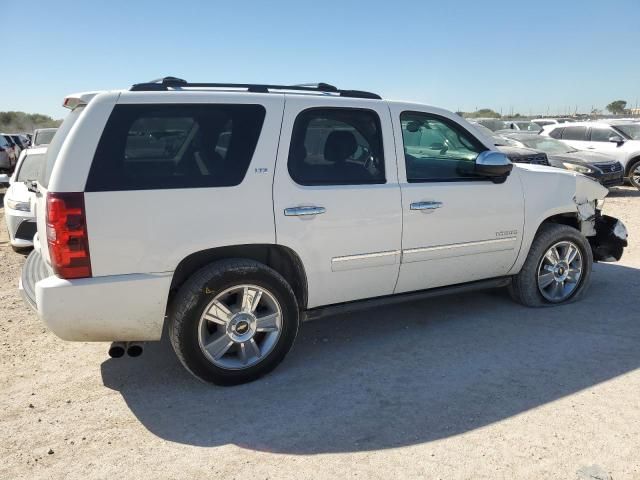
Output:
537,241,583,302
198,285,282,370
631,163,640,188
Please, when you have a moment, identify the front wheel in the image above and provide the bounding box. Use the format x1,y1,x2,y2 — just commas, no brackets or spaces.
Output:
628,159,640,190
169,259,300,386
509,223,593,307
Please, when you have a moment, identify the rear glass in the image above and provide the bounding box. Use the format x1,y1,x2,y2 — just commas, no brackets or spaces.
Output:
33,129,57,146
86,104,266,191
16,152,46,182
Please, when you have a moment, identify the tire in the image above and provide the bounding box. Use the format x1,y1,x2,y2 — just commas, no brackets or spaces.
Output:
509,223,593,307
628,159,640,190
169,258,300,386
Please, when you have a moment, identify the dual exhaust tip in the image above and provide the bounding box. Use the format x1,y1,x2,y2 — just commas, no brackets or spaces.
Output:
108,341,144,358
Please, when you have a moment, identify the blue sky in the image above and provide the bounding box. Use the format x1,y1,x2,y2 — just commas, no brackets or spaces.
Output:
3,0,639,119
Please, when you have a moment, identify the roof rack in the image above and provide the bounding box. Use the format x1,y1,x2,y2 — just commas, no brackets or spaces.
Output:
130,77,381,100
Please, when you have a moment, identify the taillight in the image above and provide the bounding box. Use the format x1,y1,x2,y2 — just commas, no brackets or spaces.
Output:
46,192,92,279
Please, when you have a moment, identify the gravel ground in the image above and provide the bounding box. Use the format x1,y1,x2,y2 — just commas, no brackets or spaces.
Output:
1,187,639,480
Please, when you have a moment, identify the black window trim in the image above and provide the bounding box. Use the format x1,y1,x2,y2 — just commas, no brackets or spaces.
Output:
287,106,387,187
400,110,490,184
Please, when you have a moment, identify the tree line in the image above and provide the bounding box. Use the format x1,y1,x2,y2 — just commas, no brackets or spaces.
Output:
0,111,62,133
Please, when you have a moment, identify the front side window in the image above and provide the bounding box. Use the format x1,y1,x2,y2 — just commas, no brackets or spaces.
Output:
548,127,564,139
614,124,640,140
590,127,616,142
401,112,486,182
87,104,265,191
288,108,385,186
561,126,587,141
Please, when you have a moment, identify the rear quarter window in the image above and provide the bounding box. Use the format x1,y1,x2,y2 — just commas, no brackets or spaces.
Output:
86,104,266,191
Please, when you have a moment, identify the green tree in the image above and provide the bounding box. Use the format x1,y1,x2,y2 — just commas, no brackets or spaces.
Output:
464,108,501,119
0,111,61,133
606,100,627,115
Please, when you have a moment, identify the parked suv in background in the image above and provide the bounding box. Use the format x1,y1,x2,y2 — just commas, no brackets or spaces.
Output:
20,78,627,386
541,122,640,189
1,134,19,168
0,135,17,171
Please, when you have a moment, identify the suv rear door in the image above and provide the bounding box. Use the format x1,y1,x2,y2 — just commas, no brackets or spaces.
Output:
273,96,402,308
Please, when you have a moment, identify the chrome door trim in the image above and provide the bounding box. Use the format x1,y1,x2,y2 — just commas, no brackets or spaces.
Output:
402,236,517,263
331,249,401,272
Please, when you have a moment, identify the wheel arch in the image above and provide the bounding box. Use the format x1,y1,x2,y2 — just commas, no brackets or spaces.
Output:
169,244,308,310
625,155,640,176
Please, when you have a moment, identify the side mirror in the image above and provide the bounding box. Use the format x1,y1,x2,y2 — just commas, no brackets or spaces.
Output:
609,135,625,145
0,173,10,186
475,151,513,184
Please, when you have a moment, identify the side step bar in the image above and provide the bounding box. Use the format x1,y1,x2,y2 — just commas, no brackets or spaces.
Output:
303,277,512,321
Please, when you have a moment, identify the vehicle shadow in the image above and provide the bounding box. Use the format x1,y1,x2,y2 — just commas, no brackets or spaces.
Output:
101,262,640,454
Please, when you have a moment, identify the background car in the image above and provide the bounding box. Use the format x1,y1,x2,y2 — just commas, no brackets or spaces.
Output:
31,127,57,147
1,134,19,168
0,135,16,172
2,147,47,250
469,122,549,165
500,120,542,132
500,132,624,188
541,122,640,189
10,134,28,152
473,118,507,131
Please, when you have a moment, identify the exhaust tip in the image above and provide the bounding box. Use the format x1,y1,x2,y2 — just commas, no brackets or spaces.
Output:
126,342,144,358
108,342,126,358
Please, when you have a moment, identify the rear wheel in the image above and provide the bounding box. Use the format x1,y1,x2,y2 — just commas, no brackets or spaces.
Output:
509,223,592,307
169,259,300,386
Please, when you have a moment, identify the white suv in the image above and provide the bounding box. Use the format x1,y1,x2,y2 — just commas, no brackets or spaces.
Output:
541,121,640,189
20,78,628,385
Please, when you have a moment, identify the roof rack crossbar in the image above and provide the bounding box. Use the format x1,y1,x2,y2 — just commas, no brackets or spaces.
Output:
130,77,381,99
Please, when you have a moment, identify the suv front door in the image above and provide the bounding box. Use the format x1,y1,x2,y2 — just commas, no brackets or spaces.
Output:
273,96,402,308
390,107,524,293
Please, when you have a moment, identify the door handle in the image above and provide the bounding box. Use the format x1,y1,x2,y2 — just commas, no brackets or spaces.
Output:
410,201,443,212
284,206,326,217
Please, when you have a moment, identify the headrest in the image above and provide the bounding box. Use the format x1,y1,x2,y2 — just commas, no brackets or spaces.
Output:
324,131,357,163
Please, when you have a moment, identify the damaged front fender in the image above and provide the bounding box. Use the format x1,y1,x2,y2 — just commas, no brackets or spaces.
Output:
589,214,628,262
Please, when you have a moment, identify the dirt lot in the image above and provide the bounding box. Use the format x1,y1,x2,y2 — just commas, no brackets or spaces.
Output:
1,187,639,480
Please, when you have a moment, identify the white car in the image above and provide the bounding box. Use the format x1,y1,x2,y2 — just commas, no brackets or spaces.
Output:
19,78,628,386
540,121,640,189
3,147,47,250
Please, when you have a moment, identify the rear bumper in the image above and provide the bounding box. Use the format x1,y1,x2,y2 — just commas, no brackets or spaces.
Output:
20,249,173,341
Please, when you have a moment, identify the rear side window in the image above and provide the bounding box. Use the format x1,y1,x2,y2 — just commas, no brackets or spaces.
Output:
86,104,266,191
287,108,385,186
561,126,587,141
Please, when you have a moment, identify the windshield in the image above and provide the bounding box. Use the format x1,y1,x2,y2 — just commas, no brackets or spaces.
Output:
16,152,46,182
513,136,575,154
33,129,57,146
614,124,640,140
